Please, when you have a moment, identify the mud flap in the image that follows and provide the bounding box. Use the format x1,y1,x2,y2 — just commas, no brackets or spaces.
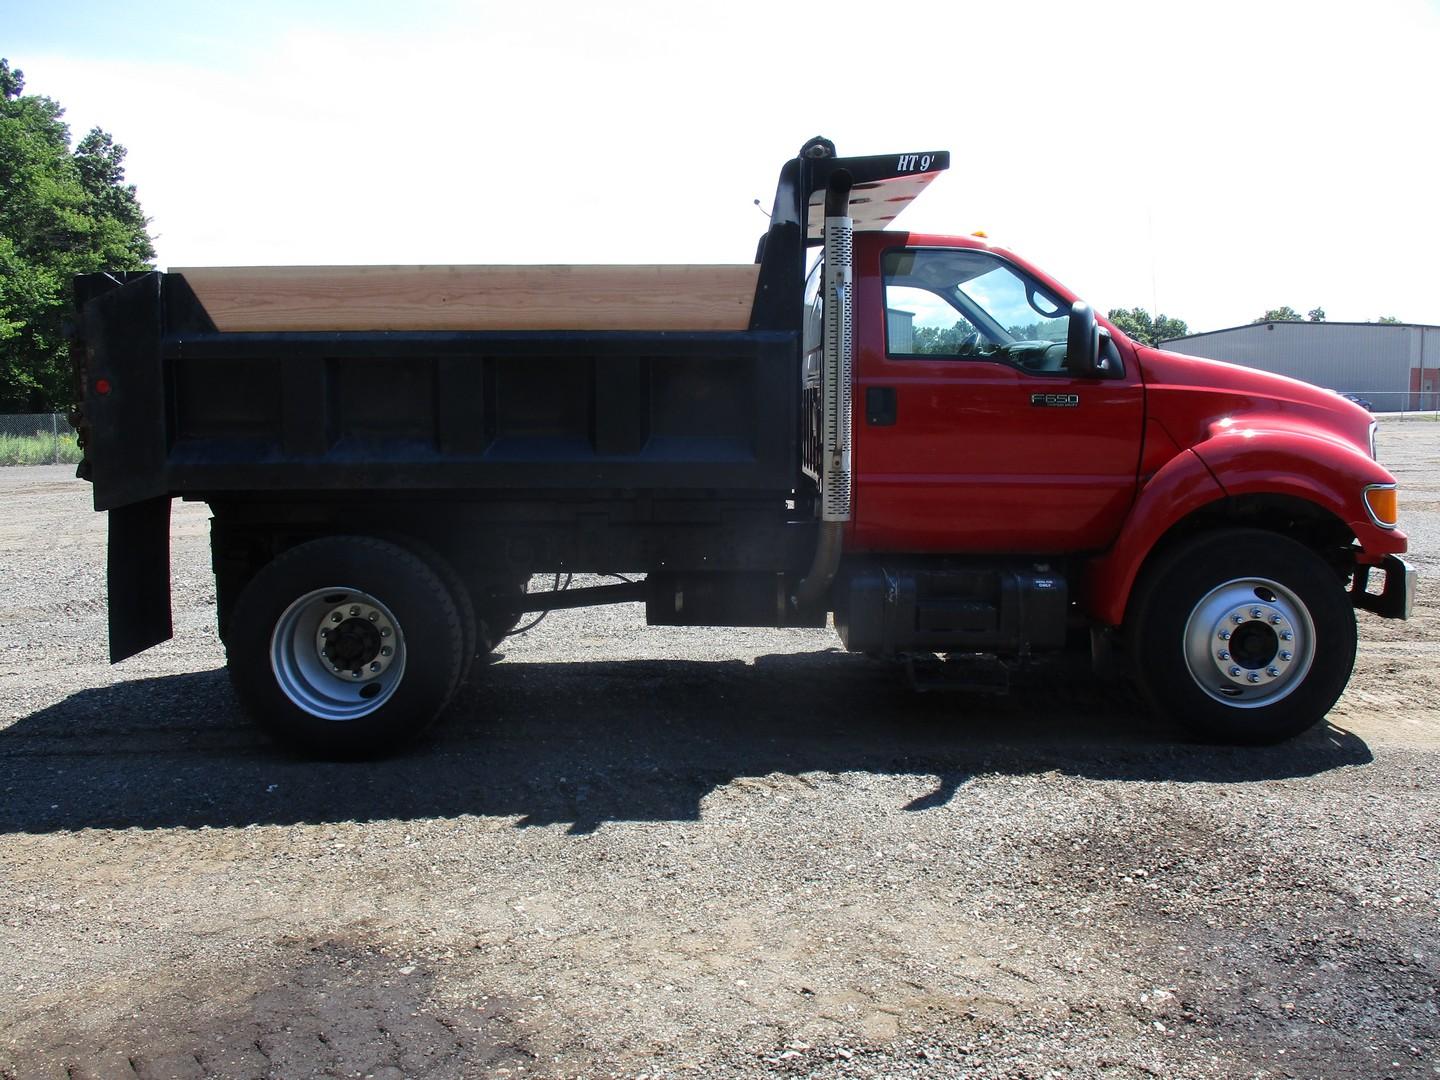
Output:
108,496,173,662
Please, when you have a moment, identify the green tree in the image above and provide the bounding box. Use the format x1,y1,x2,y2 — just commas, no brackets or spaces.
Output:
1376,315,1401,324
0,58,154,412
912,319,979,354
1253,305,1328,324
1256,306,1303,323
1105,307,1190,346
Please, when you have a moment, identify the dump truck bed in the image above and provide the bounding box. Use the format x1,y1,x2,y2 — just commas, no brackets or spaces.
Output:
72,267,797,512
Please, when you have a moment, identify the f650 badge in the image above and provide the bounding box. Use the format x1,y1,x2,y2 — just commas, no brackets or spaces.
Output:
1031,393,1080,408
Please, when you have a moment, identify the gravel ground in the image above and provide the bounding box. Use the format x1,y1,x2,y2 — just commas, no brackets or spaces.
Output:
1,422,1437,1080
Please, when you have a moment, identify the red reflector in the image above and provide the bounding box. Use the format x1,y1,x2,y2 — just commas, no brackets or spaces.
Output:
95,378,112,395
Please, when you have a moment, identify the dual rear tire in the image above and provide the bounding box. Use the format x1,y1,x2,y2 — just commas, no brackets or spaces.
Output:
226,536,466,758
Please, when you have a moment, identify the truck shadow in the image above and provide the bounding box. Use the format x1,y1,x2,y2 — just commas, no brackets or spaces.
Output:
0,650,1372,835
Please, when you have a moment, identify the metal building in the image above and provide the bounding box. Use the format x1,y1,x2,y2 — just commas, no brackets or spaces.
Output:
1159,321,1440,411
887,307,915,352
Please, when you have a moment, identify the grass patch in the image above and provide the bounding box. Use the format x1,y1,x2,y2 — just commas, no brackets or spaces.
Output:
0,430,82,466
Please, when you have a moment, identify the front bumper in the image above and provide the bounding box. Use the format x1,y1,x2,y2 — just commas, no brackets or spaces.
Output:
1351,554,1415,620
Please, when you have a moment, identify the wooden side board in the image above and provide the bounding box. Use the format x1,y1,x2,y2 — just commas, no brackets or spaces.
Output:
172,265,761,333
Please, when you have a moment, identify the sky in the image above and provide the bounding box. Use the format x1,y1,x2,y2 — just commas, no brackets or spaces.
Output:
6,0,1439,333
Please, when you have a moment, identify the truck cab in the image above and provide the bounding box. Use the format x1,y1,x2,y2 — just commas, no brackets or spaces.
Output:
817,222,1409,744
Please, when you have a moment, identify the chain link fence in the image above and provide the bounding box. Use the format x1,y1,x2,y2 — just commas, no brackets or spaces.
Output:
0,413,81,466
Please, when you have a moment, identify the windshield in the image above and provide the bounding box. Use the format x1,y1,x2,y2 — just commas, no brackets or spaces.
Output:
883,248,1069,361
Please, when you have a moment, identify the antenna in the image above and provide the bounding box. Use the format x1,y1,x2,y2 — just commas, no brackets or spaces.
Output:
753,198,771,220
1148,206,1159,320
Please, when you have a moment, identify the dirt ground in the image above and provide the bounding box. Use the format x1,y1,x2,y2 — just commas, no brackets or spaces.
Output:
1,422,1436,1080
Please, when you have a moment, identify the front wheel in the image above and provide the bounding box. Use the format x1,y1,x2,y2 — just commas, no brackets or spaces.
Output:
227,536,464,758
1128,528,1357,745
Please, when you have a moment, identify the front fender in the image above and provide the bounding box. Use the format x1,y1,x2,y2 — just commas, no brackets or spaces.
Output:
1084,449,1225,627
1085,428,1408,628
1193,425,1406,558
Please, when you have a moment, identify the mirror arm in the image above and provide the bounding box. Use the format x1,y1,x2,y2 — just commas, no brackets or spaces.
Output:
1067,301,1102,377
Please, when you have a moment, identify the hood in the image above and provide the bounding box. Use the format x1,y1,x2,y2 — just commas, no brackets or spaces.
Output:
1137,346,1375,459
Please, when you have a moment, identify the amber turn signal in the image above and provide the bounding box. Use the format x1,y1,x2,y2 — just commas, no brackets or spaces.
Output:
1363,484,1397,528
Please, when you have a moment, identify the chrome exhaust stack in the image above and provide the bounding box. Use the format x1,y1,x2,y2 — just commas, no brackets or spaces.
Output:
792,171,853,614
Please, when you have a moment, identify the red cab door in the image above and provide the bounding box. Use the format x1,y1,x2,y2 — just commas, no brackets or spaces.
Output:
851,234,1144,554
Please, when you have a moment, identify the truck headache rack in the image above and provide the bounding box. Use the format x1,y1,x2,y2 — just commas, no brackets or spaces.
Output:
804,153,948,237
749,141,950,331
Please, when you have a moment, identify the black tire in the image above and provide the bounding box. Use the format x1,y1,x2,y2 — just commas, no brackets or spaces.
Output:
1128,528,1357,745
390,537,478,682
226,536,464,758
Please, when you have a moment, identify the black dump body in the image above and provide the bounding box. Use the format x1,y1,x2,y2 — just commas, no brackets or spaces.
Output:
73,272,801,512
70,142,949,660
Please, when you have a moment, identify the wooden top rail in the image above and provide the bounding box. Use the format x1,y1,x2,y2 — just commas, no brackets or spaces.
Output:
173,264,762,333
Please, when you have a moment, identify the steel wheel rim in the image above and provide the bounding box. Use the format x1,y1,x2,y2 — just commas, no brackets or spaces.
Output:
270,587,406,721
1182,576,1315,709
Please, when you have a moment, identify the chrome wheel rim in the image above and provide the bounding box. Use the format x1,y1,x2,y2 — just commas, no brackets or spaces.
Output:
1182,577,1315,709
270,587,406,720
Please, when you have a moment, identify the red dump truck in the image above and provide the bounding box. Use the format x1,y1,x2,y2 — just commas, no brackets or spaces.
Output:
69,137,1413,757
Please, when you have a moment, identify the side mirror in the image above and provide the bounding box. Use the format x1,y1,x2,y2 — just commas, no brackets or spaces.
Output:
1066,301,1104,377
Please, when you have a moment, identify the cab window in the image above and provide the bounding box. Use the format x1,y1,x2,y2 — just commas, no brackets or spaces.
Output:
883,248,1074,373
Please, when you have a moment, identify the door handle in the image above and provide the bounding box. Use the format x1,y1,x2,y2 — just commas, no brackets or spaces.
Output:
866,386,896,426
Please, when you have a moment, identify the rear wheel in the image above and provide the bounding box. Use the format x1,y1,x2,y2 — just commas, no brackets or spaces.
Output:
390,537,479,681
227,536,464,758
1129,528,1356,745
